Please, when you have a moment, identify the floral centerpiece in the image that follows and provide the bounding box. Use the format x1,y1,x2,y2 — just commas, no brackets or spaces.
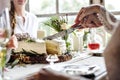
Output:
43,16,72,52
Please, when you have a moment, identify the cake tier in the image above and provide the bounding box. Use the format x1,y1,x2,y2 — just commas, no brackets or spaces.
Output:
14,40,47,54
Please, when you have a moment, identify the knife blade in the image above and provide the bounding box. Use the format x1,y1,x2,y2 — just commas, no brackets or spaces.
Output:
43,24,82,40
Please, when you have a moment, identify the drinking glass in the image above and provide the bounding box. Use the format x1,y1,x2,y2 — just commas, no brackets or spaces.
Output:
0,8,11,80
46,54,59,66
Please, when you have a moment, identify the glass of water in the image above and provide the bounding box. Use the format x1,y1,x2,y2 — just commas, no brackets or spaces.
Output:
0,8,11,80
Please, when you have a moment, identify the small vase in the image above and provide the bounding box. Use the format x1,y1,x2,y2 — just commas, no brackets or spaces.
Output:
62,35,71,54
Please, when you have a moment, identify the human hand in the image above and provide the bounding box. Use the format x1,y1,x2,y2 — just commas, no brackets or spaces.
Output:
75,4,101,23
74,5,103,28
73,13,102,29
27,68,80,80
6,35,18,49
27,68,70,80
79,13,102,28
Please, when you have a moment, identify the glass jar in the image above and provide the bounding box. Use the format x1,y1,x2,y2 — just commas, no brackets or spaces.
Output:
87,28,103,53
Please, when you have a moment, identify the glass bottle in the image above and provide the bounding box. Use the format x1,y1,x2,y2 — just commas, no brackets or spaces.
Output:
87,28,102,53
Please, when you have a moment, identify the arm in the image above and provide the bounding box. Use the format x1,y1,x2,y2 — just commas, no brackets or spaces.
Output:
103,23,120,80
97,5,119,33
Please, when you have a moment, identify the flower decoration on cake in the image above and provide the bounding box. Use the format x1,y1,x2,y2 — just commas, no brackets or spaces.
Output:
43,15,73,52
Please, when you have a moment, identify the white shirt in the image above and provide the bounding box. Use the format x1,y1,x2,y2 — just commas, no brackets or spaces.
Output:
14,11,38,39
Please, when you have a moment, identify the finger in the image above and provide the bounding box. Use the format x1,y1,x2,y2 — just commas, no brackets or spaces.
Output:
75,8,84,22
80,21,87,28
87,14,96,23
40,68,59,76
92,14,103,26
79,16,96,28
38,69,52,79
78,7,94,21
75,7,86,23
39,72,48,80
80,17,89,28
90,21,98,27
85,19,97,28
77,10,87,21
86,24,97,28
85,14,101,28
27,72,41,80
78,25,84,29
39,68,51,74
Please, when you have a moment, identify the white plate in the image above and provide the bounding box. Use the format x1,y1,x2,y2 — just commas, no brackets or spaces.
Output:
45,64,100,75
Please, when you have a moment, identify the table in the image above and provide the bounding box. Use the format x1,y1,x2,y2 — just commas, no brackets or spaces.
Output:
4,54,107,80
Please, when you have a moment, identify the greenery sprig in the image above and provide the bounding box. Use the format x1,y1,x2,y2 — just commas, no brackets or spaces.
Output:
43,16,68,32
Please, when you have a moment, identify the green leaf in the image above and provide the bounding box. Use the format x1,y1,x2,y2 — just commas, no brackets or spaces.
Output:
43,15,68,32
11,59,19,68
0,48,7,68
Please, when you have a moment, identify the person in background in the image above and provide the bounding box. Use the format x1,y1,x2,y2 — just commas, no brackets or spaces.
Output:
0,0,10,14
26,4,120,80
0,0,18,49
9,0,38,39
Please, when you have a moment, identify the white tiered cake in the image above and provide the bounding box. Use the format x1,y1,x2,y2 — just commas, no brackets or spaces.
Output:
45,39,66,55
14,39,67,55
10,38,72,64
14,39,47,54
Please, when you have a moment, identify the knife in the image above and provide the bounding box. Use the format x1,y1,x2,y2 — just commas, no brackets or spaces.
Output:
43,23,82,40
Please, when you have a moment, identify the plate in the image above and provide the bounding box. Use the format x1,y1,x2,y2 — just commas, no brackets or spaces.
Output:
46,64,100,76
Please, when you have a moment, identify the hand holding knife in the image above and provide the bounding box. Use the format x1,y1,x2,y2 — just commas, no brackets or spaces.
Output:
43,13,101,40
43,23,82,40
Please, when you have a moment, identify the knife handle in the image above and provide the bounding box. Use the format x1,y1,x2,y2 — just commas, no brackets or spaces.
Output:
71,22,83,30
71,21,83,29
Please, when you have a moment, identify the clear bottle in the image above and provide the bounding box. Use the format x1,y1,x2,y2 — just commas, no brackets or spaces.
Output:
87,28,102,53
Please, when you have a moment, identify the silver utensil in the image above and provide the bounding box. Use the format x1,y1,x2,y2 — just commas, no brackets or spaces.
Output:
43,24,82,40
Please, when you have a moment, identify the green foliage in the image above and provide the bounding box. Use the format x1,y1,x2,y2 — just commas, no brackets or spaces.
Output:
43,16,67,32
0,48,7,68
83,30,90,48
66,41,71,51
7,49,47,68
25,38,35,43
43,16,74,52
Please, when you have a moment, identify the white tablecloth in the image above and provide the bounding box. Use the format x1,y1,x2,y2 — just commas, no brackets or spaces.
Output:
4,54,106,80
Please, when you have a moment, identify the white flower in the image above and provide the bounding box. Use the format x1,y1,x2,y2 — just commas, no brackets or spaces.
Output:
61,23,67,30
